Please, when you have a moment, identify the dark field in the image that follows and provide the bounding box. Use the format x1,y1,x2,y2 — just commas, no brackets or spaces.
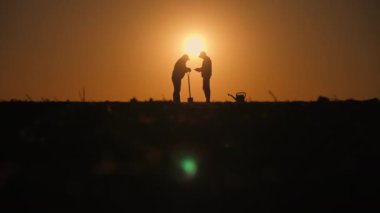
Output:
1,101,379,212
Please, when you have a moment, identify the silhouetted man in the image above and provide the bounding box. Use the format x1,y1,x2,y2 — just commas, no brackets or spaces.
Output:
172,54,191,103
195,51,212,103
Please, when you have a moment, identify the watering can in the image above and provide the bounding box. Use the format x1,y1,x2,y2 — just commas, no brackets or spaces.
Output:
228,92,246,103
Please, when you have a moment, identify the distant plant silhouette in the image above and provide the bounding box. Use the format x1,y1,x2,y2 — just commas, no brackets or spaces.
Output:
317,96,330,103
130,97,138,103
78,88,86,102
25,94,33,101
268,90,278,102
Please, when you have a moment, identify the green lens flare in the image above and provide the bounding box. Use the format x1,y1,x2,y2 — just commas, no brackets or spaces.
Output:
181,158,197,177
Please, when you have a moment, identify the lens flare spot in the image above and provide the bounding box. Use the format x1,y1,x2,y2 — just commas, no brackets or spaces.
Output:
180,157,197,177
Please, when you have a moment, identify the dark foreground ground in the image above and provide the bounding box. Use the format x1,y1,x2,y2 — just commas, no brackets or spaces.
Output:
0,101,379,212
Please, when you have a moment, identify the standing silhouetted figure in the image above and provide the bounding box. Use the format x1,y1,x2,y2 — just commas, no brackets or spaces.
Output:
172,54,191,103
195,51,212,103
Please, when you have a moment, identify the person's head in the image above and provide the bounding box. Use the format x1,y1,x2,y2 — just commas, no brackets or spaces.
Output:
199,51,207,59
181,54,190,61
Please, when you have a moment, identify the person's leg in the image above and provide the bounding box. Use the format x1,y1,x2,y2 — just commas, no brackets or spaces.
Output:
173,79,181,103
203,78,211,103
178,80,182,102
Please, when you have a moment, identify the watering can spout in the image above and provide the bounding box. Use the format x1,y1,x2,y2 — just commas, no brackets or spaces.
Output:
228,93,237,101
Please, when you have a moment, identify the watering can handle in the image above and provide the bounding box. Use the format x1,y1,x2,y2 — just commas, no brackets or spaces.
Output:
237,92,246,97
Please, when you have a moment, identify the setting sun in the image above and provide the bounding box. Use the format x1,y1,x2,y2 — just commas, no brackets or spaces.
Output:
183,35,206,57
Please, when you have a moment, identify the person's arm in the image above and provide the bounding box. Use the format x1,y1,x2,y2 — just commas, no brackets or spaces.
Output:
195,60,206,72
180,67,191,76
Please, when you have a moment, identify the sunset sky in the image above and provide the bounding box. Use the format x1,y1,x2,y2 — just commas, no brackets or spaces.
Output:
0,0,379,101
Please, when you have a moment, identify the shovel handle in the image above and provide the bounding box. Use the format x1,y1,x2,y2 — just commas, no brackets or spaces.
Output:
187,73,192,98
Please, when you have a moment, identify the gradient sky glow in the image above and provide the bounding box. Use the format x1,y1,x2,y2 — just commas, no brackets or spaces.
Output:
0,0,379,101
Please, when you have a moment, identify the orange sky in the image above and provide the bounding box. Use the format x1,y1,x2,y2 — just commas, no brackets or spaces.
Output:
0,0,379,101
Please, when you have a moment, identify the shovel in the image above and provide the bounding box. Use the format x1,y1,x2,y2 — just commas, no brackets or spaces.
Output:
187,73,193,103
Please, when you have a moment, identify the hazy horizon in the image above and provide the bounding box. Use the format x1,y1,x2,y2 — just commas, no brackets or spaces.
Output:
1,0,379,102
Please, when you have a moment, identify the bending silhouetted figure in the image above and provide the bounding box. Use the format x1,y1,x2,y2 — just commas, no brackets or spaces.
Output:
172,54,191,103
195,51,212,103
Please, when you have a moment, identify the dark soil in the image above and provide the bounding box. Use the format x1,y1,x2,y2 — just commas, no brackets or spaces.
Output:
1,101,379,212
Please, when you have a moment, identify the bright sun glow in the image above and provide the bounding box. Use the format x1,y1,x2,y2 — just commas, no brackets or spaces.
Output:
183,35,206,57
